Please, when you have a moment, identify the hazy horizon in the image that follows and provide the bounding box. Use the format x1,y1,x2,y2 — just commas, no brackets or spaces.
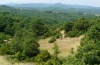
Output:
0,0,100,7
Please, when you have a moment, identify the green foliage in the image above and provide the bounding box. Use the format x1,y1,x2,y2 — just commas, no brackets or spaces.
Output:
75,21,100,64
35,50,51,64
61,19,100,65
12,51,25,61
53,43,59,57
49,29,62,39
32,19,48,37
86,23,100,43
2,29,40,61
48,37,56,43
0,33,11,44
60,55,85,65
83,50,100,65
73,18,89,32
44,60,54,65
51,30,60,36
0,44,11,55
64,18,90,37
52,43,60,65
22,38,39,58
70,48,74,55
55,34,61,39
35,43,61,65
64,22,73,33
10,31,23,54
41,32,51,39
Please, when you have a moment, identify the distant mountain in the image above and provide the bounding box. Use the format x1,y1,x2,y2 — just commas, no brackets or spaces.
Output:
5,3,52,8
0,4,100,23
5,3,100,9
0,5,17,11
1,3,100,17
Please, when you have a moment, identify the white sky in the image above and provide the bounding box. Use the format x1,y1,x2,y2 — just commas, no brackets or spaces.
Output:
0,0,100,7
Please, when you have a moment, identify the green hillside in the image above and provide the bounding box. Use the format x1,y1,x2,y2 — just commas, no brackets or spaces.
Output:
0,4,100,65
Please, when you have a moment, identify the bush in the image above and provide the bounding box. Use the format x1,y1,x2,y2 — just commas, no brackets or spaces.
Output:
0,44,11,55
12,51,25,61
64,22,73,33
48,37,56,43
35,50,51,64
67,29,83,37
8,30,40,61
67,31,76,37
41,32,51,39
0,33,11,44
83,51,100,65
55,34,60,39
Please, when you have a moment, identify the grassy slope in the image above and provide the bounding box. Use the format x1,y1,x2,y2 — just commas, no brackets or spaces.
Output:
39,31,84,57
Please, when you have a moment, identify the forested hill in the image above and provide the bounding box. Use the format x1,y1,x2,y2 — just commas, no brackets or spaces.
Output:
5,3,100,9
5,3,100,13
3,3,100,15
0,3,100,65
0,4,100,23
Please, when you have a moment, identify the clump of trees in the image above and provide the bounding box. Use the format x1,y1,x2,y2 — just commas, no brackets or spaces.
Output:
0,33,11,44
75,22,100,65
32,19,49,38
0,29,40,61
64,18,90,37
61,19,100,65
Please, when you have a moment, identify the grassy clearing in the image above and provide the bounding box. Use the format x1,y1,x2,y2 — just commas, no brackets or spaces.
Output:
39,31,84,57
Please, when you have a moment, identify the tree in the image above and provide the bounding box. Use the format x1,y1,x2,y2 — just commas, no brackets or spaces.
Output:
73,18,89,33
66,18,90,37
22,37,39,58
86,23,100,43
83,51,100,65
52,43,60,65
0,33,10,44
64,22,73,33
75,22,100,64
35,50,51,64
32,19,48,37
9,29,40,61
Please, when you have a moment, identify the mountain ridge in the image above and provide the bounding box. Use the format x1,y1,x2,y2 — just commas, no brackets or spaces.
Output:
4,3,100,9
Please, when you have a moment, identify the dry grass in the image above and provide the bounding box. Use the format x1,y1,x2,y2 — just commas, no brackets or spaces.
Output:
0,56,11,65
39,30,84,57
0,55,34,65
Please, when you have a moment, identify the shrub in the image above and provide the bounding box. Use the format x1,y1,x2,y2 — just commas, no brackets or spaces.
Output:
35,50,51,64
55,34,60,39
0,44,11,55
41,32,51,39
48,37,56,43
67,31,76,37
64,22,73,33
67,29,83,37
0,33,11,44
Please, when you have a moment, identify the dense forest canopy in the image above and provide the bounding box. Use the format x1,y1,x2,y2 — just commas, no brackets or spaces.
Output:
0,4,100,65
